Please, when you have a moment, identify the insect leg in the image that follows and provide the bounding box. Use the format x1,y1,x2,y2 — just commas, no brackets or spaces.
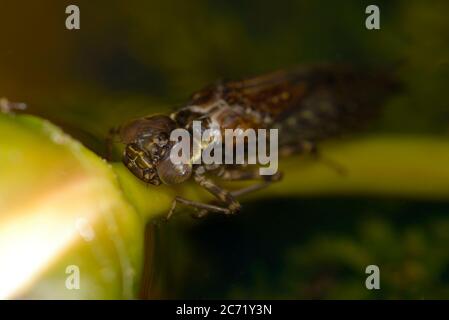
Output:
166,168,242,219
217,168,283,197
193,172,241,213
167,168,282,219
167,196,234,219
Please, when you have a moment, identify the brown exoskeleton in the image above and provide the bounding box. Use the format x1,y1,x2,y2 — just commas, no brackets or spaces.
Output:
108,65,398,219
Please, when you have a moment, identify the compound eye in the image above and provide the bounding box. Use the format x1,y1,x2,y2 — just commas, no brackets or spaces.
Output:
156,156,192,185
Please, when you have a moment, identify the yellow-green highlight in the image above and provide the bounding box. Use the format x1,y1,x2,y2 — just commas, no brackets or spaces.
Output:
0,113,143,299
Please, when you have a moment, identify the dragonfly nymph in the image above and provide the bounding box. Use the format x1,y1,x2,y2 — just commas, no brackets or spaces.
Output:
108,64,397,218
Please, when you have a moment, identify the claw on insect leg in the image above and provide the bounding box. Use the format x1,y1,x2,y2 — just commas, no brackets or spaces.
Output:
166,198,178,220
191,209,209,219
166,195,235,220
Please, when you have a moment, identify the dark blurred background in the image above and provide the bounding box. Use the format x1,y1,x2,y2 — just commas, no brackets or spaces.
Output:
1,0,449,298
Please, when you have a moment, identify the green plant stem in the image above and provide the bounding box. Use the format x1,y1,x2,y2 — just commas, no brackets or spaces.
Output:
113,135,449,222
